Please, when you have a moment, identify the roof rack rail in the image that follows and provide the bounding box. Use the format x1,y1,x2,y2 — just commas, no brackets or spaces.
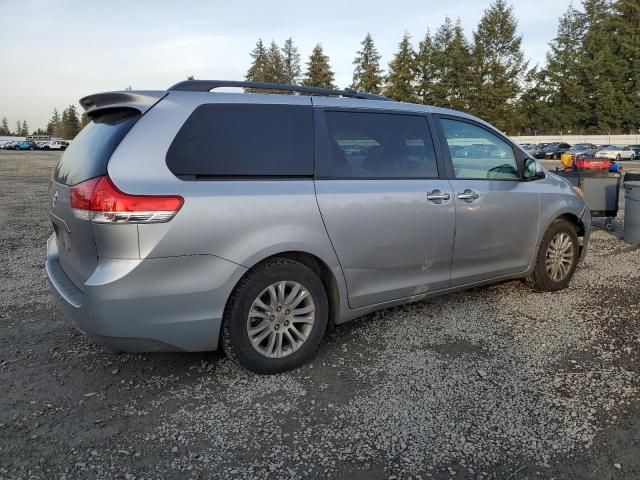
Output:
167,80,391,101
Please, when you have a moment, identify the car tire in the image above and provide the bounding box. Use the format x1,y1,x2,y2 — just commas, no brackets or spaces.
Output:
29,147,34,150
222,257,329,374
631,154,635,161
616,154,621,161
60,146,66,151
526,219,579,292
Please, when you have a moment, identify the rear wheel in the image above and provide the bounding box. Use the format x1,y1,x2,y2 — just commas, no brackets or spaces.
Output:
616,154,621,161
527,219,579,292
222,258,329,374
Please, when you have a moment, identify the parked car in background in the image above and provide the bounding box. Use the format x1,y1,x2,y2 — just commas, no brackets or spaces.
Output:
629,145,640,158
14,141,38,150
0,141,9,149
564,143,599,161
42,140,68,151
3,141,18,150
36,141,49,149
595,145,635,161
46,80,590,374
533,142,572,160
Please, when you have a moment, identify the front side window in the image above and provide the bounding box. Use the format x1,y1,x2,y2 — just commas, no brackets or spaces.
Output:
323,111,438,179
440,118,519,180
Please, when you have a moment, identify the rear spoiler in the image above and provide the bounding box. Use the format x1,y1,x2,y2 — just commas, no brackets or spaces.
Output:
79,90,168,116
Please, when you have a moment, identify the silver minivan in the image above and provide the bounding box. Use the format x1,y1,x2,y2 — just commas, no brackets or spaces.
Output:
46,80,590,373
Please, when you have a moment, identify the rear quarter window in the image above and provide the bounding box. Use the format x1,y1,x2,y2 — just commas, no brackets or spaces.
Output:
166,104,314,177
53,109,140,186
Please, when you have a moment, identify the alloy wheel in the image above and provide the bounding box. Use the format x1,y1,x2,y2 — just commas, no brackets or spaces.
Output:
545,232,574,281
246,280,316,358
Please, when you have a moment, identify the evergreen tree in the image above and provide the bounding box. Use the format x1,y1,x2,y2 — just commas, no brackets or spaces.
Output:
519,66,550,133
470,0,527,132
21,120,29,136
384,32,417,102
81,112,90,127
431,18,473,111
62,105,81,139
415,30,436,104
281,38,301,85
581,0,625,132
47,109,60,136
302,44,336,89
246,39,269,84
265,40,286,84
0,117,8,135
15,121,21,136
611,0,639,131
351,33,384,94
539,4,589,131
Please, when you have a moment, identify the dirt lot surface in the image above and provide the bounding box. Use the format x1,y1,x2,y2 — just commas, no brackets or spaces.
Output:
1,151,639,479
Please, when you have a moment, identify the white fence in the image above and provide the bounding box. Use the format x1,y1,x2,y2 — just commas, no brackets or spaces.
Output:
510,134,640,146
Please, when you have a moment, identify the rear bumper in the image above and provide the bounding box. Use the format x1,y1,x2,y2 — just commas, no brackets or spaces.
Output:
46,234,246,352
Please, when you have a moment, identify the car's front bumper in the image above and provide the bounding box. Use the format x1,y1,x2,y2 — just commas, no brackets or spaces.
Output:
45,234,246,352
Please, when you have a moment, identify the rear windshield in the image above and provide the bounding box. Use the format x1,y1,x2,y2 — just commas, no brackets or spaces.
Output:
53,109,140,186
166,103,314,178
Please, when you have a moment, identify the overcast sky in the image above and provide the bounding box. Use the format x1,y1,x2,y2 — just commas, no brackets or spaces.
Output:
0,0,574,130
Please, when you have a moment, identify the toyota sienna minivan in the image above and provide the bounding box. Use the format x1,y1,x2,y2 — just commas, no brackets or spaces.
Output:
46,80,590,373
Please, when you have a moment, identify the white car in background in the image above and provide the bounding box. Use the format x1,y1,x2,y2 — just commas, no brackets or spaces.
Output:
41,140,69,151
596,144,635,161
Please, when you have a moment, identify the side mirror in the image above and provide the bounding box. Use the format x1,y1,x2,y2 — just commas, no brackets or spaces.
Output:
523,157,545,180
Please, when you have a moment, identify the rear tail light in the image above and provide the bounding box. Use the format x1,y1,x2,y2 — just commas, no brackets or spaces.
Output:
70,176,183,223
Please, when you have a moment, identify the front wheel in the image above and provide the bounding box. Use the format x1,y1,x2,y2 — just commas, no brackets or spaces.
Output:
222,258,329,374
526,219,579,292
616,154,621,161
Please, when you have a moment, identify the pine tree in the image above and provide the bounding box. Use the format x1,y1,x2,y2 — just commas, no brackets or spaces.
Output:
581,0,625,132
302,44,336,89
470,0,527,132
351,33,384,94
539,4,589,131
0,117,8,135
62,105,81,140
246,39,269,84
415,30,436,104
15,121,21,136
21,120,29,136
519,66,550,133
47,109,60,136
611,0,640,131
281,37,301,85
385,32,417,102
81,112,90,127
265,40,286,84
431,18,473,111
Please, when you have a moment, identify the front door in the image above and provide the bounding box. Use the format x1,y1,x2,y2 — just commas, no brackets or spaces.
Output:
314,109,455,309
436,116,540,286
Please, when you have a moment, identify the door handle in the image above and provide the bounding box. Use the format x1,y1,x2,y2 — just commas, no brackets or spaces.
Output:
457,189,480,201
426,190,451,202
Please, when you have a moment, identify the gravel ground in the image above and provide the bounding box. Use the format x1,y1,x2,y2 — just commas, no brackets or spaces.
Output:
1,151,639,479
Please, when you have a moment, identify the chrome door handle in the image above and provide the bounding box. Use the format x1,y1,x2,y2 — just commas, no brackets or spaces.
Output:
426,191,451,202
457,190,479,201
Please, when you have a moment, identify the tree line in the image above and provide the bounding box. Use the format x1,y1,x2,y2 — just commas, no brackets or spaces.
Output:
0,105,87,139
244,0,638,135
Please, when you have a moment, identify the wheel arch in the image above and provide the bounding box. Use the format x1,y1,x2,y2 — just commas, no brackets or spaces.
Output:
225,250,342,328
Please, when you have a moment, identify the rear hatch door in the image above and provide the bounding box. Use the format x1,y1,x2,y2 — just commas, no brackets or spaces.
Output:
49,109,141,290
